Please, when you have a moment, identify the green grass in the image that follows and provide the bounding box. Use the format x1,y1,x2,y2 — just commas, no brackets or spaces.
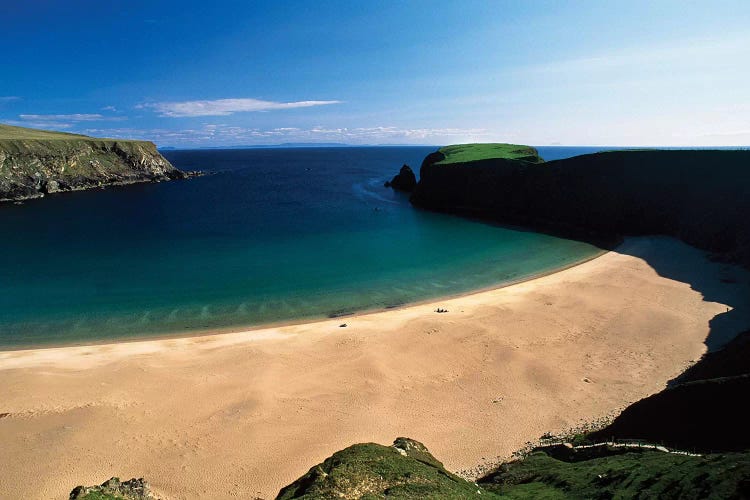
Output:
480,448,750,499
276,439,494,499
277,439,750,499
435,143,544,165
0,123,137,142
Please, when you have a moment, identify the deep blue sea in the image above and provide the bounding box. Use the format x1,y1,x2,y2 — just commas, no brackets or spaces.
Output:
0,146,604,348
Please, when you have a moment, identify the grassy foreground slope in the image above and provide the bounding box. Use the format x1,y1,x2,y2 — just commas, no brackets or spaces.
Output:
480,447,750,499
276,438,490,499
274,437,750,499
0,123,185,201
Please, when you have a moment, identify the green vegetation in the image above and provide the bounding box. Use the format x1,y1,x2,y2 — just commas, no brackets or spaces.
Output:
480,448,750,499
276,438,490,499
0,123,91,141
69,477,153,500
0,123,141,142
275,438,750,499
435,143,544,165
73,493,122,500
0,123,183,201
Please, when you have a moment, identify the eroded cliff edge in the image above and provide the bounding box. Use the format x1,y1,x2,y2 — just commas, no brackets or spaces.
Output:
0,124,186,202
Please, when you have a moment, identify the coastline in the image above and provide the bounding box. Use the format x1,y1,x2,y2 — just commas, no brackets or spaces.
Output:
0,246,609,353
1,236,748,499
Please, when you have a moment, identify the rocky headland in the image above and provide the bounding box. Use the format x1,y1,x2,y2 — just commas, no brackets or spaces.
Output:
411,145,750,268
0,124,188,202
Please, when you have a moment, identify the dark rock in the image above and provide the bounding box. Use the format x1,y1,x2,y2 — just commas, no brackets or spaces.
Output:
385,164,417,191
411,148,750,268
69,477,154,499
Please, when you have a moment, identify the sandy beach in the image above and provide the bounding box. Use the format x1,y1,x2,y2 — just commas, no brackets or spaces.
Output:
1,236,748,499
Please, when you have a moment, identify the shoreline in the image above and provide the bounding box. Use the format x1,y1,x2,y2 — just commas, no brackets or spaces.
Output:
0,247,609,353
1,236,748,499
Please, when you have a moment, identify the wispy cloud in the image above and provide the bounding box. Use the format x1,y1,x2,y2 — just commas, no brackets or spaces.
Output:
0,96,21,104
4,119,74,130
141,98,342,117
81,124,489,146
19,113,125,122
521,33,750,77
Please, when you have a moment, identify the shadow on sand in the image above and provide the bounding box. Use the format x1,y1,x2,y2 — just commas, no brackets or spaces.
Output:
614,236,750,353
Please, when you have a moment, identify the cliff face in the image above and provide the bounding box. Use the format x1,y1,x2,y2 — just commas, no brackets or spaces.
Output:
0,124,185,202
412,148,750,267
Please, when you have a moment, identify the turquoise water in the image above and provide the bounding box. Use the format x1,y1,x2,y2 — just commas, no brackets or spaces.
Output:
0,147,602,348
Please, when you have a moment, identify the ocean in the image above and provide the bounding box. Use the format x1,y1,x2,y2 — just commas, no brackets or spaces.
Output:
0,146,604,348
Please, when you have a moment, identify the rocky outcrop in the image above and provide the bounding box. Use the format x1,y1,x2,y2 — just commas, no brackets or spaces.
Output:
0,125,187,202
384,164,417,191
69,477,155,500
276,438,486,499
411,148,750,268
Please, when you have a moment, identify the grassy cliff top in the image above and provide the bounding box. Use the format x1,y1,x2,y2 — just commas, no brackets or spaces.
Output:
0,123,139,142
435,143,544,165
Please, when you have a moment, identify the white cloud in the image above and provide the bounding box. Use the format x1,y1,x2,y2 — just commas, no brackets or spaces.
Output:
141,98,342,117
19,113,125,122
0,96,21,103
521,33,750,77
4,119,74,129
80,124,490,146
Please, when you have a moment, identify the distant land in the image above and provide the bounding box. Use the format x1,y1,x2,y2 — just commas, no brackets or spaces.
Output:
0,123,188,202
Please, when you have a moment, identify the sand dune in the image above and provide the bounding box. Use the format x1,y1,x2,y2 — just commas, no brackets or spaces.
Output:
1,236,749,499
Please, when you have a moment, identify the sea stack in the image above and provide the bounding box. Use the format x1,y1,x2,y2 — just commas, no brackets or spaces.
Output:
384,164,417,191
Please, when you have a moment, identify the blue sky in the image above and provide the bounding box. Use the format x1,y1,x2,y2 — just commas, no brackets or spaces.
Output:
1,1,749,147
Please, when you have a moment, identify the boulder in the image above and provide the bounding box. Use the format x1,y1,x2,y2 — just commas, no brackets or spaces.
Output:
69,477,154,500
